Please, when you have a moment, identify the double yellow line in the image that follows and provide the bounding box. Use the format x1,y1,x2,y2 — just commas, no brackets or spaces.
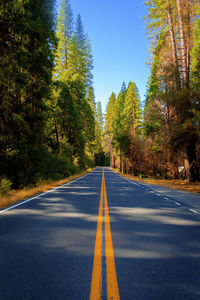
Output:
90,169,120,300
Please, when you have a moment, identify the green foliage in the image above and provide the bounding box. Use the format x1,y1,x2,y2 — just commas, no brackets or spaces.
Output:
36,149,77,181
54,0,73,77
122,82,142,133
120,82,127,94
191,8,200,90
105,92,116,136
50,0,96,170
0,0,97,189
0,178,12,196
95,102,104,152
0,0,57,187
144,0,200,182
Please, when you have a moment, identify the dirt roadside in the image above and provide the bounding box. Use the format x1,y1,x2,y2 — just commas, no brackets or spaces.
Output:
112,168,200,194
0,168,94,210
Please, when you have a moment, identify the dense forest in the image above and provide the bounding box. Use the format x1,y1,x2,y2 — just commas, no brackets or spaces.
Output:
0,0,200,193
105,0,200,183
0,0,105,190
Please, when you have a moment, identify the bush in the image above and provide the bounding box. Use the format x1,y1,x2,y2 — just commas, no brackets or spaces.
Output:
0,178,12,195
35,149,78,182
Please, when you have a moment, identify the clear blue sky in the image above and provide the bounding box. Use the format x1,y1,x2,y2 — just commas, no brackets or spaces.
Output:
58,0,150,112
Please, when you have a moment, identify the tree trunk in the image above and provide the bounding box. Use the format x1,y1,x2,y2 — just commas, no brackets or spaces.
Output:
167,2,181,88
54,116,60,152
177,0,188,85
120,148,122,172
184,157,190,183
184,138,198,182
124,161,127,174
186,0,191,83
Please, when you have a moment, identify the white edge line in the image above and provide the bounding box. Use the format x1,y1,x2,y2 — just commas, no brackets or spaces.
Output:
0,168,96,215
188,208,198,214
164,197,169,200
174,202,181,206
129,181,140,186
120,176,140,186
156,193,160,196
131,182,140,186
112,169,143,187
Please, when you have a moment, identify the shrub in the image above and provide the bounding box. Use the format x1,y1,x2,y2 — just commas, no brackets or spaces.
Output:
0,178,12,195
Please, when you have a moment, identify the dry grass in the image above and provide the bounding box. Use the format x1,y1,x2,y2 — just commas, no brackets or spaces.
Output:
0,168,94,210
112,168,200,194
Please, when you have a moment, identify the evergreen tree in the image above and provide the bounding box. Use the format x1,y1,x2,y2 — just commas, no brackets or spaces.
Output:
105,92,116,136
122,82,142,134
94,101,106,165
191,6,200,91
95,102,104,152
54,0,73,77
0,0,56,186
144,0,200,181
87,86,96,113
120,82,127,94
67,14,93,90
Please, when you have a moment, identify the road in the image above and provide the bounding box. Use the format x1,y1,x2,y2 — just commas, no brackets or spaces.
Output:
0,167,200,300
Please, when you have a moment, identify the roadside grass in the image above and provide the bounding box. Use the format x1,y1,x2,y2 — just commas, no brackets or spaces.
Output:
0,168,94,210
112,168,200,194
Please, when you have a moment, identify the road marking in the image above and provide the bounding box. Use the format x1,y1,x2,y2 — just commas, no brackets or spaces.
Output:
0,169,95,215
164,197,169,200
188,208,198,214
90,169,104,300
104,172,120,300
156,193,160,196
150,191,154,193
122,177,139,186
174,202,181,206
90,169,120,300
130,181,140,186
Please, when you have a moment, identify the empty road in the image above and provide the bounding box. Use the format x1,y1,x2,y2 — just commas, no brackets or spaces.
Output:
0,167,200,299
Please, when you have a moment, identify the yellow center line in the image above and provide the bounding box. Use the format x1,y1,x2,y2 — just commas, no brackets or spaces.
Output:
90,168,120,300
90,168,104,300
104,171,120,300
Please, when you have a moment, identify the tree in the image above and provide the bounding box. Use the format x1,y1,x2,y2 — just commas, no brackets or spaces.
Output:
87,86,96,113
95,102,104,152
0,0,56,186
122,82,142,134
120,82,127,94
144,0,200,181
105,92,116,136
54,0,73,77
70,14,93,90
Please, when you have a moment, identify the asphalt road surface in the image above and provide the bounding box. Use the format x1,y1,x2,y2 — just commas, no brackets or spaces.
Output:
0,167,200,300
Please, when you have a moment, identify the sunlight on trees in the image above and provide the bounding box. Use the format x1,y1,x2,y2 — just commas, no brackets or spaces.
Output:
0,0,199,189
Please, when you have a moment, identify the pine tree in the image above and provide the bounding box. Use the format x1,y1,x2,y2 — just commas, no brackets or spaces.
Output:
67,14,93,90
0,0,56,186
54,0,73,77
191,6,200,90
105,92,116,136
144,0,200,181
87,86,96,113
95,102,104,152
120,82,127,94
122,82,142,134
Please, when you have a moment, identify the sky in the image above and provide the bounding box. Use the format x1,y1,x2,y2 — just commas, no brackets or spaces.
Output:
59,0,150,113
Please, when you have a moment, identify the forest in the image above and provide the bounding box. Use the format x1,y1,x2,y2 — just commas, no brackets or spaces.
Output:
0,0,105,191
105,0,200,183
0,0,200,195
